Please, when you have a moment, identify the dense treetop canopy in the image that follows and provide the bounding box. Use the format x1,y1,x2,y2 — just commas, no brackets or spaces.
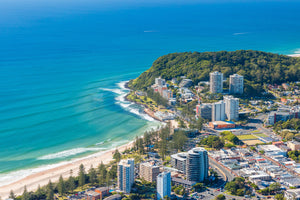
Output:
129,50,300,95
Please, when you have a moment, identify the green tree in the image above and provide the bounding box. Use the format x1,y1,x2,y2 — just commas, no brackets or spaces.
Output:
22,186,30,200
46,180,54,200
269,182,281,193
98,162,107,186
171,130,187,152
57,175,66,196
274,193,284,200
196,117,204,131
35,185,44,199
215,194,226,200
78,164,86,187
113,149,121,162
67,175,76,192
9,190,15,199
192,183,205,192
88,166,97,185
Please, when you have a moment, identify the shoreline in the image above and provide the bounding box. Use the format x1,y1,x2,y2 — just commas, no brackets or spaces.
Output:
0,141,134,198
0,80,163,199
288,54,300,57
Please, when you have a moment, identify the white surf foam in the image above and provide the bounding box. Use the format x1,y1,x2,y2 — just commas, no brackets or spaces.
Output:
288,49,300,57
294,49,300,54
233,32,248,35
37,147,105,160
99,81,159,122
0,148,111,187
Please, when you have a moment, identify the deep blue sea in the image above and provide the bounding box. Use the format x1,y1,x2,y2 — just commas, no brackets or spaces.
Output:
0,0,300,185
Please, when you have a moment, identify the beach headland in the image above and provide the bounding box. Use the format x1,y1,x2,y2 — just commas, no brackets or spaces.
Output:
0,142,134,198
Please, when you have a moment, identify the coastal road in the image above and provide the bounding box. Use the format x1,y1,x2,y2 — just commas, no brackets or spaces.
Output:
209,158,235,183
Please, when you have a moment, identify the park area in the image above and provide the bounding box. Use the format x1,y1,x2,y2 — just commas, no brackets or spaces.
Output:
237,134,258,140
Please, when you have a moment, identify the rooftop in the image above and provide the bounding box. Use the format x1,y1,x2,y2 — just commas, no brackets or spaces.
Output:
171,153,187,161
172,177,196,186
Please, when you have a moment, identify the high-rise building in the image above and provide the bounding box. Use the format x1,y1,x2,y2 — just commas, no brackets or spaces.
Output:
171,152,187,174
118,159,134,193
224,95,239,121
196,103,212,121
186,147,209,182
157,171,171,200
229,74,244,94
210,71,223,93
212,101,225,121
139,162,160,182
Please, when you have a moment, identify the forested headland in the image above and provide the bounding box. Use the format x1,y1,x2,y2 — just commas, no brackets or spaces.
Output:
129,50,300,96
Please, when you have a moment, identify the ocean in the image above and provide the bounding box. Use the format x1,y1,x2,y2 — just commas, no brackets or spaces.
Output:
0,0,300,186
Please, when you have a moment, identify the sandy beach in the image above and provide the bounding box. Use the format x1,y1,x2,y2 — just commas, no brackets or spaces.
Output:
288,54,300,57
0,115,176,199
0,142,134,199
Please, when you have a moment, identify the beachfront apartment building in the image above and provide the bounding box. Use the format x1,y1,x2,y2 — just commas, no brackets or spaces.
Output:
229,74,244,94
210,71,223,93
139,162,160,182
224,95,239,121
117,159,135,193
157,171,171,200
212,100,225,121
186,147,209,182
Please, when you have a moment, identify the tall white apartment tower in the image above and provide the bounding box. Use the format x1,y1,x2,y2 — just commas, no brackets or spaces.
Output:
186,147,209,182
212,100,225,121
210,71,223,93
229,74,244,94
224,95,239,121
118,159,135,193
156,171,171,200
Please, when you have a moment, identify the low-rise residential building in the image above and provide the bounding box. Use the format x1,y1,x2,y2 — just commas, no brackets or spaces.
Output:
171,177,196,189
86,191,101,200
285,188,300,200
258,145,287,157
179,79,193,88
162,89,173,100
94,187,109,199
155,77,166,86
288,140,300,151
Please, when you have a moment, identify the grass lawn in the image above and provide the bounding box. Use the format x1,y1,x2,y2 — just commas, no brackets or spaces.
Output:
254,133,268,138
250,130,260,133
237,134,258,140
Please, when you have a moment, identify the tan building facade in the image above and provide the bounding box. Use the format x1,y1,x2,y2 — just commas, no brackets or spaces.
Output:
139,162,160,182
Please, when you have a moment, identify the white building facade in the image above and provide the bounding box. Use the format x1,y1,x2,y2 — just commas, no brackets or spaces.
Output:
212,100,225,121
157,171,171,200
224,95,239,121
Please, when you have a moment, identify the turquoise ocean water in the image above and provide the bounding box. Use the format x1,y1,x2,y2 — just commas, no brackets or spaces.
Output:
0,0,300,185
